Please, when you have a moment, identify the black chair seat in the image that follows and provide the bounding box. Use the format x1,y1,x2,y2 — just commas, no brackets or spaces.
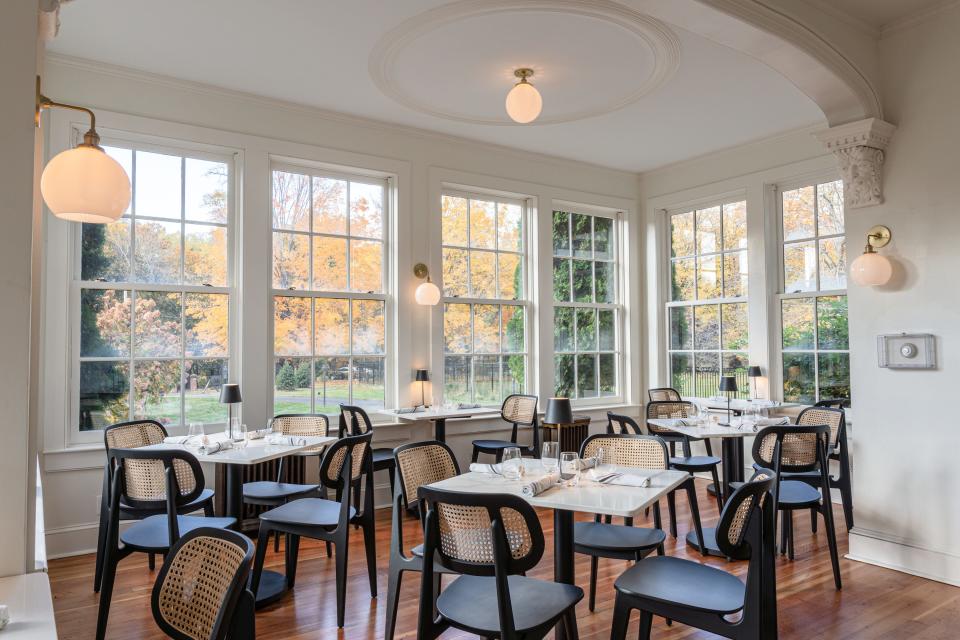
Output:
372,448,395,468
614,556,745,615
242,481,318,501
121,514,236,552
411,543,424,557
260,497,356,527
119,487,214,515
438,575,583,635
471,439,516,451
776,479,822,507
574,521,665,553
670,455,721,470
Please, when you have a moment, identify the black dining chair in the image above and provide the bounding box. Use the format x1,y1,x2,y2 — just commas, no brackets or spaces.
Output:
648,387,682,402
339,404,396,502
610,475,778,640
97,447,236,640
151,526,255,640
802,403,853,530
94,420,217,593
385,440,461,640
470,394,540,462
250,432,376,628
575,433,705,611
416,486,583,640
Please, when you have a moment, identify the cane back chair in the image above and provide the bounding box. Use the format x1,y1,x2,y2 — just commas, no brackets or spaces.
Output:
339,403,396,500
471,394,541,462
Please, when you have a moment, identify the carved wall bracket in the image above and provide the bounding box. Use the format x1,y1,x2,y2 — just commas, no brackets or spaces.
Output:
814,118,896,209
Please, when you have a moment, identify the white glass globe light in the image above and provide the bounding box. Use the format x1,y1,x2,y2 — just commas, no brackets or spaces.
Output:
505,80,542,124
850,250,892,286
41,145,131,223
415,280,441,306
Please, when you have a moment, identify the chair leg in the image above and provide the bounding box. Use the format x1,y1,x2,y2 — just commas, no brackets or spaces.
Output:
148,553,156,571
325,540,333,558
787,511,795,560
779,512,787,555
589,555,598,612
666,490,678,538
652,502,665,556
388,467,396,505
811,507,818,533
250,526,271,597
385,564,403,640
92,501,109,593
95,550,119,640
610,597,632,640
563,607,580,640
363,518,378,598
823,505,843,590
274,530,281,553
335,536,349,628
840,478,854,531
471,447,480,463
638,610,654,640
710,466,723,512
704,438,714,457
203,500,214,517
285,534,301,589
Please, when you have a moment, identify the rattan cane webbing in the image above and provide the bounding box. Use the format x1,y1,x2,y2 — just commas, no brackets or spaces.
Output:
436,503,533,564
395,445,457,506
341,407,372,435
757,431,821,467
798,408,843,447
325,441,369,483
582,437,667,469
645,402,694,434
649,388,681,402
105,421,166,449
107,422,197,500
273,415,330,454
502,395,537,425
726,474,770,546
156,535,247,640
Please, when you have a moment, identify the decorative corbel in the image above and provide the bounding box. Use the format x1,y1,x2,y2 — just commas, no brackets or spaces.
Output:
814,118,896,209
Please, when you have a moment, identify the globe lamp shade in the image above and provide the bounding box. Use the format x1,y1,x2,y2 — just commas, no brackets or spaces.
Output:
415,280,441,306
41,145,131,223
505,81,542,124
850,251,892,286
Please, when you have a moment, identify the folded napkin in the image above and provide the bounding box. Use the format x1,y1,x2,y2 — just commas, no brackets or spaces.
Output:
607,473,651,488
755,417,790,427
457,403,481,410
469,462,502,474
198,440,233,455
245,428,271,440
579,457,596,470
265,434,308,446
163,435,195,445
521,472,560,497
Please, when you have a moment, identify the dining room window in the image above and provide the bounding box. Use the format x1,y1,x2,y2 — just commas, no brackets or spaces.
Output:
441,191,528,405
665,200,749,398
271,165,390,414
552,208,621,401
76,141,232,431
778,179,850,403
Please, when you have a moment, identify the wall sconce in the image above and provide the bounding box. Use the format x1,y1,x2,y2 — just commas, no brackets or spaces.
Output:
35,76,131,223
413,263,440,305
850,225,893,286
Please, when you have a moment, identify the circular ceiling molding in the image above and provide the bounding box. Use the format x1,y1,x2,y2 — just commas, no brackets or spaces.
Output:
369,0,681,126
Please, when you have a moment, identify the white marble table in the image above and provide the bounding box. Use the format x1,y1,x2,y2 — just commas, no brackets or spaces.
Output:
684,396,798,413
0,572,57,639
376,406,500,441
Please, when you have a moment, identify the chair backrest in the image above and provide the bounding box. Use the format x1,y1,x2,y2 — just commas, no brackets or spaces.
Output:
339,404,374,436
753,424,830,473
393,441,460,511
104,419,168,451
645,400,695,435
648,387,682,402
606,411,644,435
151,527,254,640
319,431,372,488
815,398,850,409
109,447,205,512
580,434,669,470
417,486,543,577
271,413,331,437
500,394,540,454
797,406,845,449
715,474,775,560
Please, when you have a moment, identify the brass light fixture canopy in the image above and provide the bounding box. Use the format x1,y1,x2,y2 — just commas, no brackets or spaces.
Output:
413,262,430,280
864,225,892,252
514,68,535,81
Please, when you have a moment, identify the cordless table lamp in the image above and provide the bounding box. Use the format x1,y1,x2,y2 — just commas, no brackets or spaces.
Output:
718,376,737,426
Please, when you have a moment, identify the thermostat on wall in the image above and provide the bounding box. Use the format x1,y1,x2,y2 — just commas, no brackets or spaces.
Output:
877,333,936,369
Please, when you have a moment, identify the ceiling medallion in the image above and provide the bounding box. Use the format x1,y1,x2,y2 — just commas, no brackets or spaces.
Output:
369,0,681,126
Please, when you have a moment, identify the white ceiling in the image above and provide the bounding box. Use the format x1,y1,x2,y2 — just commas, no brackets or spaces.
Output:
48,0,827,172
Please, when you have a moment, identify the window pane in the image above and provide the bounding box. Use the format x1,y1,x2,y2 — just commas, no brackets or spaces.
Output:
818,353,851,401
133,359,181,425
783,241,816,293
314,357,349,413
817,296,849,350
81,220,131,282
818,237,847,290
576,308,597,351
134,291,181,357
670,353,693,397
783,352,815,403
352,299,384,355
134,220,181,284
103,146,132,216
554,354,575,397
497,203,523,253
474,355,501,405
503,356,525,397
81,289,130,357
272,171,310,231
498,252,522,300
473,304,500,353
577,354,598,398
470,250,496,298
272,232,309,290
469,200,496,249
502,306,524,353
275,357,312,414
598,310,615,351
722,201,747,251
444,355,470,404
79,361,130,431
554,307,573,352
184,359,228,424
695,206,721,254
443,303,471,353
721,303,748,351
442,248,469,297
817,180,844,236
572,214,592,258
314,298,349,355
311,236,348,290
274,296,311,355
599,353,616,396
782,186,815,240
313,177,347,234
669,306,692,350
693,304,719,351
349,239,383,293
722,353,749,392
552,211,570,256
572,260,593,302
723,250,747,298
671,258,695,301
594,217,613,260
670,211,694,258
184,224,227,286
694,352,720,397
184,159,228,223
696,254,721,299
135,151,181,220
185,293,228,357
553,258,571,302
349,181,383,239
352,356,385,411
781,298,815,350
442,195,468,246
595,261,615,304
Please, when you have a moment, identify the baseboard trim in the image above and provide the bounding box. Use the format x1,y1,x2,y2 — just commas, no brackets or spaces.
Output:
847,528,960,587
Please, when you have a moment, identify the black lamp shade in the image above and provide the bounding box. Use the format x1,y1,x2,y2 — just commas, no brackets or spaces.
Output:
719,376,738,392
415,369,430,382
747,366,762,378
219,383,242,404
544,397,573,425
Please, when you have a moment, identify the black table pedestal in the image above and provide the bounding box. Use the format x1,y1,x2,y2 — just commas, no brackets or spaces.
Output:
554,509,575,640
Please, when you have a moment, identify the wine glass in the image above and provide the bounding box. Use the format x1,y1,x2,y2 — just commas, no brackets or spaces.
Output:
187,422,204,445
234,424,249,448
560,452,580,487
502,447,522,480
542,441,560,476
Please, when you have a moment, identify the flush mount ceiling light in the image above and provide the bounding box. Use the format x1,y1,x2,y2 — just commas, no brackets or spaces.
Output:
850,225,893,286
413,263,441,305
35,76,131,224
505,68,542,124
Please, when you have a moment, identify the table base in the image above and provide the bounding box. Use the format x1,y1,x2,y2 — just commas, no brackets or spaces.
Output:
685,528,726,558
253,570,288,609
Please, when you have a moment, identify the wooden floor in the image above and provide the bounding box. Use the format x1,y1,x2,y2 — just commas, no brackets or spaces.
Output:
49,479,960,639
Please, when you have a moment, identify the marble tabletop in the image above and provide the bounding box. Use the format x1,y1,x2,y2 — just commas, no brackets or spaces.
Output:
144,435,336,466
684,396,798,412
0,572,57,639
376,406,500,422
648,417,763,439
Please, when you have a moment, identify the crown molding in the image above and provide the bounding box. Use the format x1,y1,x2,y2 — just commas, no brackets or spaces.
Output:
813,117,896,151
801,0,880,39
880,0,960,38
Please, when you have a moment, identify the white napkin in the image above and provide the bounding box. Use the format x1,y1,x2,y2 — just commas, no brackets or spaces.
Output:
458,403,481,410
469,462,502,474
607,473,651,488
265,434,308,446
755,417,790,427
163,435,194,444
579,457,596,470
199,440,233,455
245,428,271,440
521,472,560,497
